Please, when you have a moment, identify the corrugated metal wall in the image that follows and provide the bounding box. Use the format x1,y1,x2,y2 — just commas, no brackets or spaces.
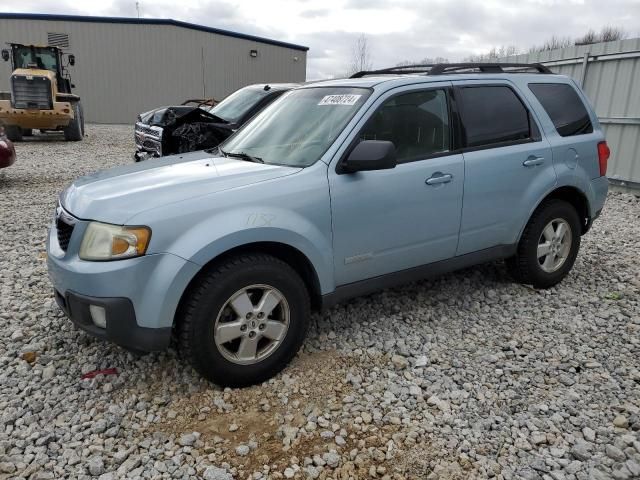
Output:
503,38,640,186
0,18,307,124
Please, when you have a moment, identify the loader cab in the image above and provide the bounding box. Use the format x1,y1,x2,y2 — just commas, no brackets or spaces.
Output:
1,43,73,93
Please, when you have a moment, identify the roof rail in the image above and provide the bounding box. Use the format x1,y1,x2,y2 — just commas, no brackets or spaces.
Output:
428,63,552,75
349,62,552,78
350,64,435,78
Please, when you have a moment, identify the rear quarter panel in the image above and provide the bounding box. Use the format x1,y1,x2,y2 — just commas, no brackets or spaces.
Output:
517,76,607,218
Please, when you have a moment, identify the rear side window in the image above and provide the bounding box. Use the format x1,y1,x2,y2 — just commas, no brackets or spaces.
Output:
457,86,532,148
529,83,593,137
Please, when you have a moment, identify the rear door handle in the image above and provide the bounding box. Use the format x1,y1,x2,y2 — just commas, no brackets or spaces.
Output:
425,173,453,185
523,155,545,167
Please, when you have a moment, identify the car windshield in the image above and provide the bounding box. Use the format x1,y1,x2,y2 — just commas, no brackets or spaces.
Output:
13,46,59,72
208,86,273,123
221,87,371,167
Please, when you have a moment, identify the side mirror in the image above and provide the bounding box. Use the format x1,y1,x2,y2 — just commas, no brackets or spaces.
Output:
341,140,396,173
1,50,9,62
68,54,75,66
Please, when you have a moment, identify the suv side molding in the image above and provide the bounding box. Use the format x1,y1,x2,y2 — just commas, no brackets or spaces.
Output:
321,244,516,310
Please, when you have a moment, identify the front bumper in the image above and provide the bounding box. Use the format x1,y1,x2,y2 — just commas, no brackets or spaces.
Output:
0,99,73,129
55,290,171,352
47,216,200,352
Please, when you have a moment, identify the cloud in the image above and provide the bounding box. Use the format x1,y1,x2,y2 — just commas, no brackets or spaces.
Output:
299,8,330,18
0,0,638,80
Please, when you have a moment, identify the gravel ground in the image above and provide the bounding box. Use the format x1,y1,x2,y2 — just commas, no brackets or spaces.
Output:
1,125,639,480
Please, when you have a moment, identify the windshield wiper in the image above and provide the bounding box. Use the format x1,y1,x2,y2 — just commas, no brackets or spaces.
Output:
223,150,264,163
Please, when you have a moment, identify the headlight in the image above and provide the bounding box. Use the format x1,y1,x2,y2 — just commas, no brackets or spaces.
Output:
79,222,151,261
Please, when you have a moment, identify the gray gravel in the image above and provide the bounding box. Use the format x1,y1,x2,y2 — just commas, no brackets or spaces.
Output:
1,125,639,479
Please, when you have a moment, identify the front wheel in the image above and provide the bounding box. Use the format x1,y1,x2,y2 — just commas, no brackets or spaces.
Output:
506,199,581,289
64,102,83,141
5,125,22,142
178,254,310,387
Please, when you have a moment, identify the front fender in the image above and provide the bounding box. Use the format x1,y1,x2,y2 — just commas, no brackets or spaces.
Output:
182,211,335,295
128,165,335,295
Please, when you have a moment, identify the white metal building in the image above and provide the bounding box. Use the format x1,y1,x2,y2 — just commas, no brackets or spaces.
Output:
0,13,308,123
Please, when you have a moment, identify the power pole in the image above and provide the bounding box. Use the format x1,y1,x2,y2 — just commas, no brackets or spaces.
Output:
135,1,140,18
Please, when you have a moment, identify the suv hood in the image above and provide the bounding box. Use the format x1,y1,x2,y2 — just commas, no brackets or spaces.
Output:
62,150,301,224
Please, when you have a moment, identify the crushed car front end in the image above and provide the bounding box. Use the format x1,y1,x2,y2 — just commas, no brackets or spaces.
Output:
134,121,164,160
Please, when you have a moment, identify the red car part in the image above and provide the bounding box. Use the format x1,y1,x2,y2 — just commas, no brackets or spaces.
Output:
0,130,16,169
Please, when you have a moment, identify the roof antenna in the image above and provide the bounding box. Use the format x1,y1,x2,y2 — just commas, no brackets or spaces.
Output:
135,1,141,18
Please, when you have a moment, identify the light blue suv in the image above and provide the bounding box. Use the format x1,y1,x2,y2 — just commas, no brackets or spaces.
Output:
47,63,609,386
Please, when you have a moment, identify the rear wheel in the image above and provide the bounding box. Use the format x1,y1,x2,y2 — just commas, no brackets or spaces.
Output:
507,199,581,288
64,102,83,141
178,253,310,387
5,125,22,142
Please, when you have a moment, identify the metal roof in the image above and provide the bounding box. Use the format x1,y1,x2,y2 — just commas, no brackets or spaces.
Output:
0,12,309,52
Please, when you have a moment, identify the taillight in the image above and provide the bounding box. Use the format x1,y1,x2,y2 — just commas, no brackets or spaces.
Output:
597,141,610,177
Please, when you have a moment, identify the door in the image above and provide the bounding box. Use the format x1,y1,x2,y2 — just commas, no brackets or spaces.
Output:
329,86,464,286
453,81,556,255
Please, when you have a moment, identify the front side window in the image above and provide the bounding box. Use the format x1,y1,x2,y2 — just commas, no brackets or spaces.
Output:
457,86,532,148
208,86,273,123
221,87,370,167
359,89,450,163
529,83,593,137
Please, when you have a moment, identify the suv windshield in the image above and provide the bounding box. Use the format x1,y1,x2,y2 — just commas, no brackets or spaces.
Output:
13,46,59,72
208,86,272,123
221,87,370,167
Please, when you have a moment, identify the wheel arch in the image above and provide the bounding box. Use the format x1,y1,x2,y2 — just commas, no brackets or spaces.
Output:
174,241,324,328
523,185,591,241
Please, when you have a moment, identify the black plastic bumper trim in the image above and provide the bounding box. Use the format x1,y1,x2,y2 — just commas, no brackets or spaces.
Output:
55,290,171,352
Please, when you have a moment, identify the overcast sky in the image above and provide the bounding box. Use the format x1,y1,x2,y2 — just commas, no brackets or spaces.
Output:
1,0,638,79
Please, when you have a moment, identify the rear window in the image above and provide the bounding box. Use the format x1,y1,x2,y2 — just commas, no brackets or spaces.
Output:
529,83,593,137
457,86,532,148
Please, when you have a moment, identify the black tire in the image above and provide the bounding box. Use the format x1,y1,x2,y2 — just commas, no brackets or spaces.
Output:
22,128,33,137
64,102,83,141
178,253,310,387
506,199,581,289
5,125,22,142
78,102,85,137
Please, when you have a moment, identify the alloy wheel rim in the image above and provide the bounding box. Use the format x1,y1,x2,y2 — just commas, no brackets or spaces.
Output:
213,284,290,365
537,218,572,273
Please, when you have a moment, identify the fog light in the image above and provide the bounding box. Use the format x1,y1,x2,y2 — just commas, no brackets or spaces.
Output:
89,305,107,329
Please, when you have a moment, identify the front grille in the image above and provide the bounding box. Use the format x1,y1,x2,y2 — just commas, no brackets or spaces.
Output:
135,123,163,155
135,124,162,138
11,75,53,110
56,216,74,251
142,139,161,150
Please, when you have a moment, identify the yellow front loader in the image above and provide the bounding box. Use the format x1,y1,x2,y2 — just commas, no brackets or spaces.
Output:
0,43,84,141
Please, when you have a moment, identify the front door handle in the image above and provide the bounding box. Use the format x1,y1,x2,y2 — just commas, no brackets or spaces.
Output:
523,155,545,167
425,173,453,185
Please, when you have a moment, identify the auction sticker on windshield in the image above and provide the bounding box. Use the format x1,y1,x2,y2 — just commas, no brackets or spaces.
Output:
318,94,362,106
